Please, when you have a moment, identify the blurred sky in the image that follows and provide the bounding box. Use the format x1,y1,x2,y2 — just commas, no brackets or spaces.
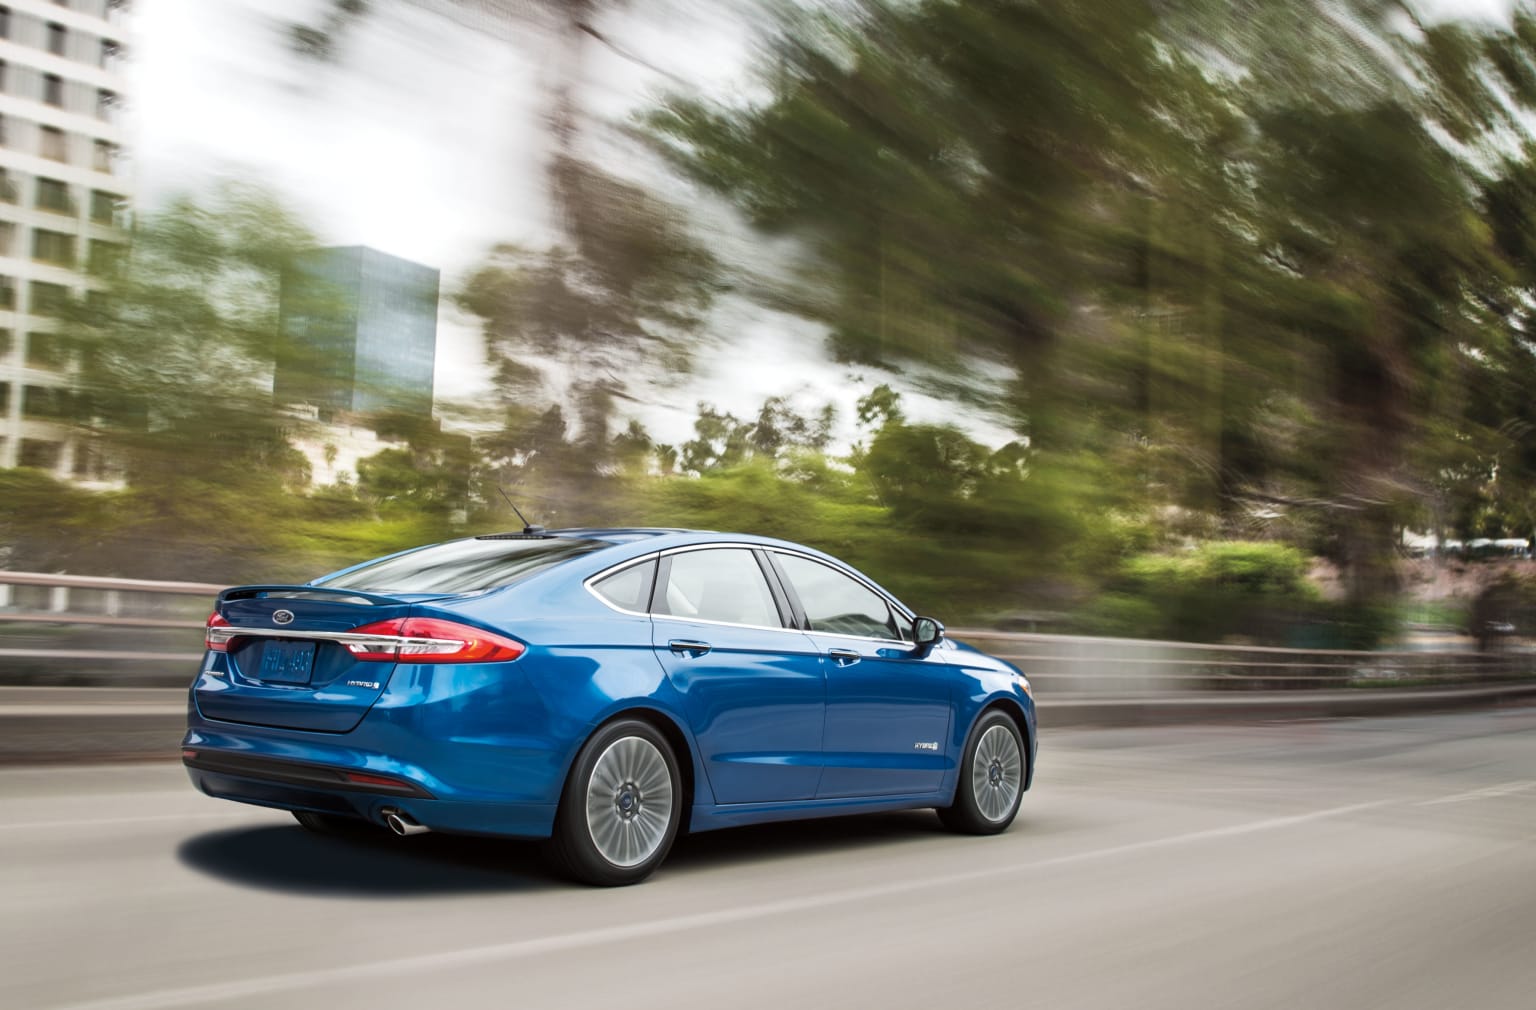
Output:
126,0,1519,449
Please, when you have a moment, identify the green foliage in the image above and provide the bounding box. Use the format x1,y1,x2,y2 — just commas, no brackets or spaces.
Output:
1077,542,1322,644
646,0,1536,615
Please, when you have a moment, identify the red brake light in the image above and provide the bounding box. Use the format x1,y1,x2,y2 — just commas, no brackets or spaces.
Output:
205,612,232,652
344,618,526,664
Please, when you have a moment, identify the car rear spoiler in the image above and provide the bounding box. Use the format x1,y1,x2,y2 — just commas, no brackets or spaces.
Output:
217,585,404,607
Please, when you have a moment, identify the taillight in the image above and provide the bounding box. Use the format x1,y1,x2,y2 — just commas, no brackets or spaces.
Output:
344,618,526,663
205,612,233,652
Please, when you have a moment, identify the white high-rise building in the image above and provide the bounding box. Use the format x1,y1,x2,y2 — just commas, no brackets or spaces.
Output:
0,0,129,480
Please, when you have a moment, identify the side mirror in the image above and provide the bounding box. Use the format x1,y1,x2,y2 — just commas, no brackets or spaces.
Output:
913,616,945,652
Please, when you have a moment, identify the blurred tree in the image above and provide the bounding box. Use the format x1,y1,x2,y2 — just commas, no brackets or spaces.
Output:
676,397,834,474
292,0,719,474
356,411,475,516
647,0,1536,624
48,184,326,579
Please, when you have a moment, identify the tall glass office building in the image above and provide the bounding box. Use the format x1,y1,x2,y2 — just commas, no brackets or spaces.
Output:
276,246,439,420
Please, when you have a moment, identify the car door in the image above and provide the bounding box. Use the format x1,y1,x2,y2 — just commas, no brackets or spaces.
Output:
649,546,826,804
769,551,953,798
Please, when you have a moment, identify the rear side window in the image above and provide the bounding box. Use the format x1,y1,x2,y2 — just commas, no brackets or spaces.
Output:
653,548,783,628
590,559,656,612
318,537,607,594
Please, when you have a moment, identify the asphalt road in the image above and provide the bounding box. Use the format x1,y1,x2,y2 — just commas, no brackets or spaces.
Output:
3,707,1534,1010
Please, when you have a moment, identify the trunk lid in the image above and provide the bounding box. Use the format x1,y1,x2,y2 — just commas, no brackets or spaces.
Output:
195,586,415,733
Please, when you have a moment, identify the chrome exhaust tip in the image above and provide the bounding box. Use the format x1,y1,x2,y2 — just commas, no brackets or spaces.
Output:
381,808,430,837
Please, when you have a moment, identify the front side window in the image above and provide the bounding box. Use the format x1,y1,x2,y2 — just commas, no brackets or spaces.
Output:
653,548,782,628
775,554,906,640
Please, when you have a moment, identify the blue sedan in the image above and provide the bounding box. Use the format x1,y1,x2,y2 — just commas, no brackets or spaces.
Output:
183,528,1036,885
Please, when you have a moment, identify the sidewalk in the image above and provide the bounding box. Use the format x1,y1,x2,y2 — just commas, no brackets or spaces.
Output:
3,681,1534,764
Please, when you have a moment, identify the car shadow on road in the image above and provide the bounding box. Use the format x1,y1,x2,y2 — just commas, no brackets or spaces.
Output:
665,809,948,873
180,810,989,897
178,824,560,897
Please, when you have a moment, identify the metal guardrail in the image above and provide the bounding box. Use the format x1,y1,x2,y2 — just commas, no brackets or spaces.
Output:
950,629,1531,691
0,571,1530,690
0,570,219,668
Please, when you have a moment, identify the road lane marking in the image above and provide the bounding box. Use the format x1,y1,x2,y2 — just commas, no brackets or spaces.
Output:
37,798,1390,1010
1416,780,1536,805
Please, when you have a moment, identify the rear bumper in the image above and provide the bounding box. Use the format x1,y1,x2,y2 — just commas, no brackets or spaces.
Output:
183,759,558,837
184,673,578,839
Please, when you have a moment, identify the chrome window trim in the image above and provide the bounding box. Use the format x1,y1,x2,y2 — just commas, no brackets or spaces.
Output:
647,612,812,636
581,541,921,644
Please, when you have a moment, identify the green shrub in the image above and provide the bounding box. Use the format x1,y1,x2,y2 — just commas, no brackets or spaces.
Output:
1074,541,1322,645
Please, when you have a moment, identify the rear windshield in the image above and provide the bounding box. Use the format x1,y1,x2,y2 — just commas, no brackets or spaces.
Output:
316,537,608,594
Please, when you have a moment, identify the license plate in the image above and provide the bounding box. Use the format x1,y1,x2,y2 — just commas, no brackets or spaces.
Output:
258,640,316,684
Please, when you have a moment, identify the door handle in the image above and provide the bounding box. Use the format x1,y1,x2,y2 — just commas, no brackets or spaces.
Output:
668,639,712,657
828,648,861,667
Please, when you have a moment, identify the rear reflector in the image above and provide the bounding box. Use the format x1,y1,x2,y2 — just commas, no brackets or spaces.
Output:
343,617,526,663
344,771,411,789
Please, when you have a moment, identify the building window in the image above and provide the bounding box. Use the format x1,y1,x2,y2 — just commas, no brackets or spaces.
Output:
96,89,119,122
48,23,66,58
0,383,9,414
0,8,9,42
89,190,119,224
19,438,63,471
33,229,75,266
0,222,12,256
100,39,122,70
93,140,117,174
0,170,13,204
25,332,67,370
0,276,14,309
22,385,69,420
0,60,7,94
0,329,10,357
30,281,69,316
41,126,67,163
37,178,72,214
44,74,63,108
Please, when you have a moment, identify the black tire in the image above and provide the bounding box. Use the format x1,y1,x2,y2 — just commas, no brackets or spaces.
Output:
938,710,1026,835
291,810,383,837
547,719,683,886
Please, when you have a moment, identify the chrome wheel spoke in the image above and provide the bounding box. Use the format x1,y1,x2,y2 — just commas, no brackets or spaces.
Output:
584,735,675,868
971,724,1022,823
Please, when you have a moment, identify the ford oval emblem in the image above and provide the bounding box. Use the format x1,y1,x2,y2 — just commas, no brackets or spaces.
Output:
272,609,295,626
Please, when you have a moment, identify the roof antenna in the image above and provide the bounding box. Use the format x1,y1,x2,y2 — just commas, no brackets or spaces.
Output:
496,485,545,535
